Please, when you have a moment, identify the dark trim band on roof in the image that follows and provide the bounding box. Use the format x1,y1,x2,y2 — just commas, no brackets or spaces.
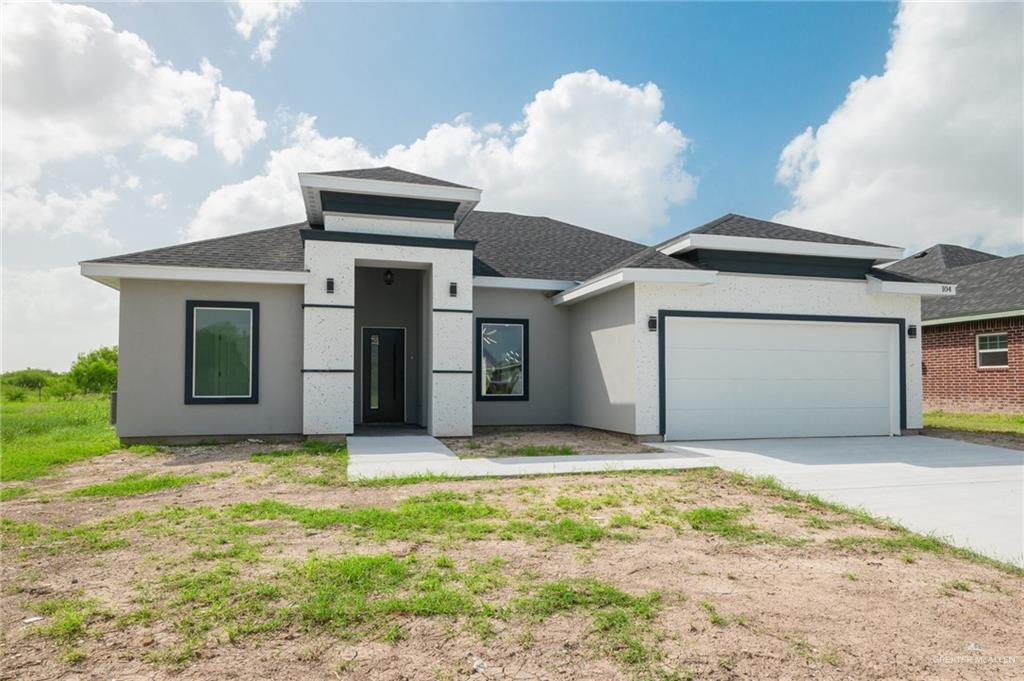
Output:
303,303,354,309
301,229,477,251
432,308,473,314
433,370,474,374
320,191,460,221
656,310,907,436
302,369,354,373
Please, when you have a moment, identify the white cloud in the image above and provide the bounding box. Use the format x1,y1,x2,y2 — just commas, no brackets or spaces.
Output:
1,185,120,245
204,84,267,163
0,1,214,188
147,193,168,209
1,267,119,372
145,133,199,162
774,2,1023,254
0,1,266,187
186,70,695,242
233,0,301,64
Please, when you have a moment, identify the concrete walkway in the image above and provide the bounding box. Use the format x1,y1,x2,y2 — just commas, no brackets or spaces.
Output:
656,436,1024,567
346,435,710,481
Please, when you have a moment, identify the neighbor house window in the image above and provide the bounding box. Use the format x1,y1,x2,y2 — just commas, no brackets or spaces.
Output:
477,318,528,401
976,332,1008,368
185,301,259,404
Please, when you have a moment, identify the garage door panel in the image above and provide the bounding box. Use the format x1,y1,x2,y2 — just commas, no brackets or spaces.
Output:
663,316,897,440
666,378,891,411
665,319,891,353
664,407,893,440
666,348,891,382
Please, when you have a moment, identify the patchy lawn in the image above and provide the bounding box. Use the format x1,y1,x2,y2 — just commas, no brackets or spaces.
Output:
924,411,1024,434
442,425,662,458
1,398,121,481
1,437,1021,680
923,411,1024,451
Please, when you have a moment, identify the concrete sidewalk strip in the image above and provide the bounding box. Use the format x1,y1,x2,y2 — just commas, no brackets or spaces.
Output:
346,435,712,480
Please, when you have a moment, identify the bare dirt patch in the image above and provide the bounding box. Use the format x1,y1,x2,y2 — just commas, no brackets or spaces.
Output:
922,428,1024,452
441,425,662,458
2,443,1022,680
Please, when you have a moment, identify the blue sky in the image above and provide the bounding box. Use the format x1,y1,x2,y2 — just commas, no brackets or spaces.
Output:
96,1,895,241
2,2,1020,370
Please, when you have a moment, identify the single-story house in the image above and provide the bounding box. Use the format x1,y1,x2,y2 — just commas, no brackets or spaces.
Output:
80,167,954,443
888,244,1023,413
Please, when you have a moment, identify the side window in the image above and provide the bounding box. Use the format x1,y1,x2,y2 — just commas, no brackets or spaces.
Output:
186,301,259,403
477,318,529,401
976,332,1008,368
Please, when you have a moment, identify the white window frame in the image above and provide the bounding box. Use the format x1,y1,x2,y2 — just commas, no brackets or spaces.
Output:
192,306,255,399
976,332,1009,369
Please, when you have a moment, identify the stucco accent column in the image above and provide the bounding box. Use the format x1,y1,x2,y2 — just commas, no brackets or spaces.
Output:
428,255,474,436
302,240,355,435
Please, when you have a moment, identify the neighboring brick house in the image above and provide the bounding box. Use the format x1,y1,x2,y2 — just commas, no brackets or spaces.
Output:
889,245,1024,413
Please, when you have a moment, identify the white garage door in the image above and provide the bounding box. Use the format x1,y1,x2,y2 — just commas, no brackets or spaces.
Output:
663,316,898,440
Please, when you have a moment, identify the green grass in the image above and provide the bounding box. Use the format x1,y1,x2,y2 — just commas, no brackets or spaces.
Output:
497,444,577,457
699,600,728,626
0,397,120,481
0,486,33,501
250,441,348,485
924,411,1024,435
681,506,788,544
516,578,663,671
33,596,106,644
227,491,501,541
67,472,206,498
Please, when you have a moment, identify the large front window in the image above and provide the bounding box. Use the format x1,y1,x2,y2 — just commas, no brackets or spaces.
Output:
186,301,259,403
477,318,528,400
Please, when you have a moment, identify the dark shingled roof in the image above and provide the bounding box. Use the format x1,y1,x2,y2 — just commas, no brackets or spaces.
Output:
674,213,894,248
886,244,1001,281
888,245,1024,321
86,212,665,282
86,223,307,271
455,211,668,281
85,209,917,287
313,166,476,190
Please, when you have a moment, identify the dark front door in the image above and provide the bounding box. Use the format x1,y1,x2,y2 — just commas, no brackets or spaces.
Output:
362,328,405,423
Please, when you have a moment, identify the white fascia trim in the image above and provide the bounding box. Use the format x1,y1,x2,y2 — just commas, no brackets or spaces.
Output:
866,275,956,297
658,233,905,263
921,309,1024,327
299,173,482,227
299,173,482,203
473,276,577,291
553,267,717,306
79,262,310,290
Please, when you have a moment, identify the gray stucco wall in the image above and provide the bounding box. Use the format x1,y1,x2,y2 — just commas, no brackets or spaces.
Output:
568,284,636,434
472,288,571,426
353,267,424,425
117,279,303,438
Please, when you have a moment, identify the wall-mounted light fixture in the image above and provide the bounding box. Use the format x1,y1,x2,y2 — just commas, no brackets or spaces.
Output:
383,269,395,286
908,325,917,339
449,282,458,297
326,277,334,294
648,316,658,332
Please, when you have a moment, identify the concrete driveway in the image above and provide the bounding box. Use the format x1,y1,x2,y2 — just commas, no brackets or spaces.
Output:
657,435,1024,566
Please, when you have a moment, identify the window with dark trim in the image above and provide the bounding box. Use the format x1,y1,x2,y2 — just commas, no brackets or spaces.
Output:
476,318,529,401
185,301,259,404
976,332,1008,368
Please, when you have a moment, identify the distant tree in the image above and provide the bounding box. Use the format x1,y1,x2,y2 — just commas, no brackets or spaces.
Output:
4,368,57,399
69,346,118,394
44,375,78,401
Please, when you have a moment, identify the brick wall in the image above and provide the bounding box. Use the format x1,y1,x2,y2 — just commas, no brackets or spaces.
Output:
921,315,1023,413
